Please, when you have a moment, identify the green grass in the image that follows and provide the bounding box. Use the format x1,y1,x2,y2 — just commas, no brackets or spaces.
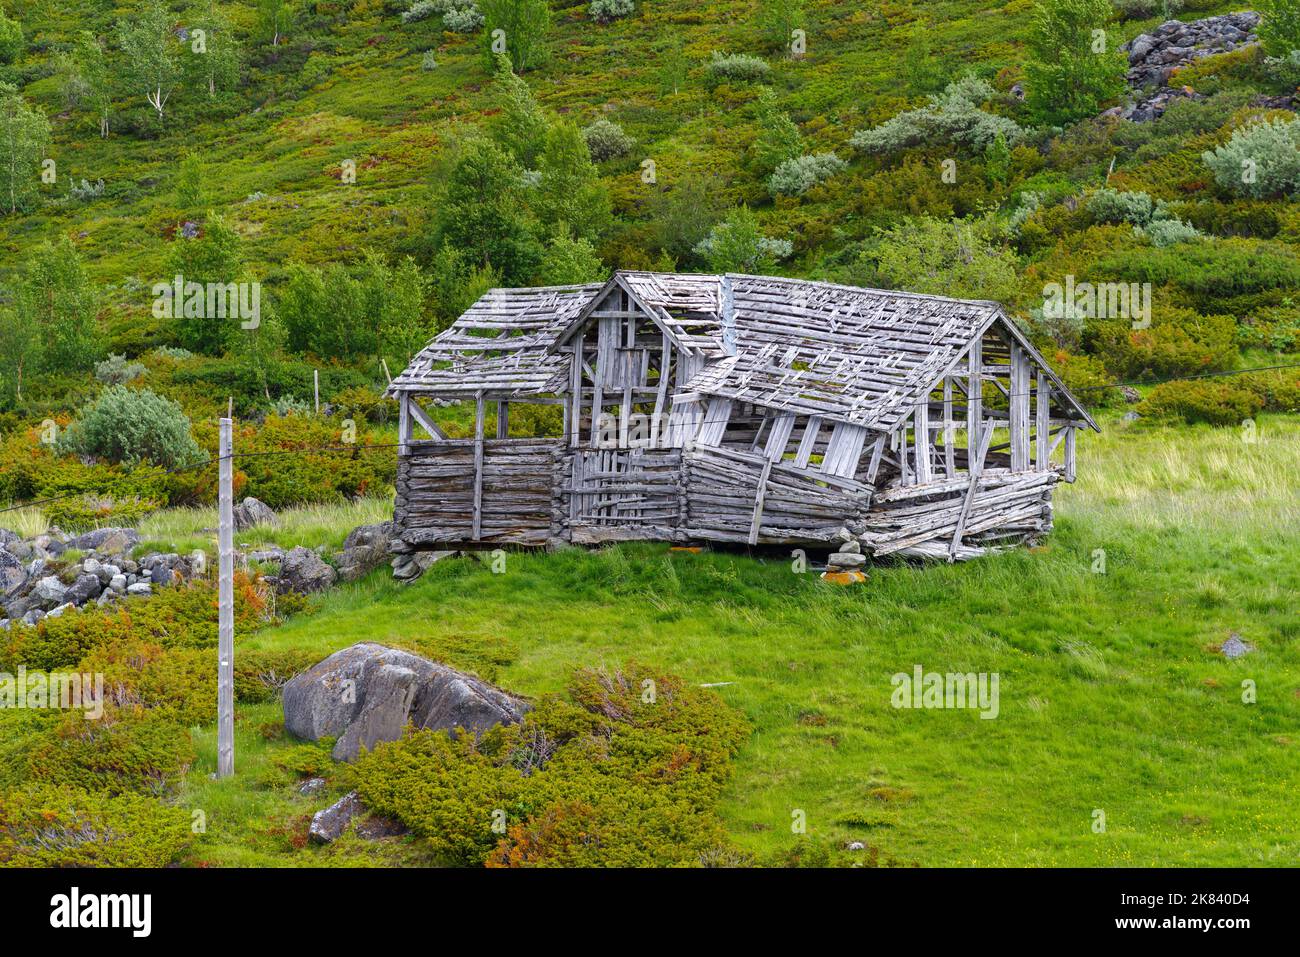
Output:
177,414,1299,866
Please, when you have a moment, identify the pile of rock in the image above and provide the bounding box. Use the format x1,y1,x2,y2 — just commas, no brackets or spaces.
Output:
389,549,461,582
1115,12,1261,122
827,529,866,572
0,526,200,629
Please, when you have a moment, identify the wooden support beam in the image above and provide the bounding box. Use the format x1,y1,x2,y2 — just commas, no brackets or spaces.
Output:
949,420,995,561
967,338,982,463
794,416,822,469
569,332,584,446
914,401,932,484
398,392,410,456
943,378,955,479
472,393,485,541
748,458,775,545
1009,342,1030,471
407,397,447,441
1035,371,1050,469
1064,426,1077,483
496,400,509,440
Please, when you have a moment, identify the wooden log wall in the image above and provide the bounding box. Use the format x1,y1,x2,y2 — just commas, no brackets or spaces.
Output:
394,438,565,549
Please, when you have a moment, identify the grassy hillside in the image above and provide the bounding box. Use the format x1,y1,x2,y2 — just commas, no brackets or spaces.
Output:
161,416,1297,866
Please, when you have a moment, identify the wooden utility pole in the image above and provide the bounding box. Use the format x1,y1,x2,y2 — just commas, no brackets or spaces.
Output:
217,417,234,778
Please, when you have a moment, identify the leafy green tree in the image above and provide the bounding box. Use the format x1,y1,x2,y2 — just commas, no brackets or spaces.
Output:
0,84,49,214
432,137,542,284
187,10,242,98
0,10,24,65
852,215,1019,303
257,0,292,47
61,32,114,138
985,130,1012,186
488,54,549,168
755,0,804,55
1260,0,1300,57
365,253,435,369
693,206,793,273
657,35,688,95
749,91,803,178
0,307,36,402
535,119,611,240
536,224,608,284
901,27,944,95
117,0,184,122
17,238,101,375
61,386,206,469
479,0,551,73
166,213,246,355
646,170,726,266
1025,0,1126,126
175,153,205,209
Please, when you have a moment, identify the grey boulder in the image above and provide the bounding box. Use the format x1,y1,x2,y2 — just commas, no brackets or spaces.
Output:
69,527,139,555
282,642,530,761
334,522,394,582
233,497,277,531
0,550,26,599
65,573,102,606
278,546,337,594
32,576,67,608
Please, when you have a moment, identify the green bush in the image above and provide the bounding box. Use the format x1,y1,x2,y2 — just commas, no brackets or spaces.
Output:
352,664,750,867
1137,218,1204,247
589,0,634,23
1087,187,1159,226
851,76,1026,155
1259,0,1300,58
769,153,847,197
1202,118,1300,200
0,785,191,867
1137,378,1263,425
582,118,634,161
23,708,196,797
94,353,147,385
706,52,771,86
0,13,22,65
61,385,206,470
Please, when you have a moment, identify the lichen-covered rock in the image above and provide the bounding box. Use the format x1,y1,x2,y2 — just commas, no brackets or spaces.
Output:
334,522,394,582
282,642,530,761
278,546,337,594
0,550,26,600
68,526,140,554
232,497,277,531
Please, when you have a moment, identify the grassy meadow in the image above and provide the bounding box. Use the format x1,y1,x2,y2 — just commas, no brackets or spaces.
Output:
172,414,1300,867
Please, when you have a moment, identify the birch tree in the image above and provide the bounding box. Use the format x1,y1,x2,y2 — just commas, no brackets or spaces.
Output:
117,0,182,122
0,83,49,215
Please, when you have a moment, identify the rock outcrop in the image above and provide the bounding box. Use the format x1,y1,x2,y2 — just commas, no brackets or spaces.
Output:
277,546,337,594
1116,13,1261,122
232,497,278,531
334,522,394,582
282,642,530,761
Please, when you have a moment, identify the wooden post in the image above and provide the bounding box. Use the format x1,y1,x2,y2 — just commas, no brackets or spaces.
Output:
943,378,955,478
398,392,410,455
1064,426,1077,483
914,402,931,484
217,417,234,779
380,358,392,385
313,369,320,415
1035,371,1050,470
1009,344,1029,471
967,339,982,470
472,393,485,540
496,400,509,440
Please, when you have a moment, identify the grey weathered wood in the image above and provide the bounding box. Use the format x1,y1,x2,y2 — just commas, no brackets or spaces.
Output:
472,394,485,540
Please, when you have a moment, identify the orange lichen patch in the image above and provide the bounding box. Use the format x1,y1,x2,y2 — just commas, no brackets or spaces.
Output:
820,570,867,585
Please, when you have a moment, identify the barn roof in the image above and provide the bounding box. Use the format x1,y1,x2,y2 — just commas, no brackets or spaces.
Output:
388,271,1098,432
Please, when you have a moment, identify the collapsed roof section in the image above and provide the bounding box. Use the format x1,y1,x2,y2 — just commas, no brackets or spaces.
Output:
387,271,1098,433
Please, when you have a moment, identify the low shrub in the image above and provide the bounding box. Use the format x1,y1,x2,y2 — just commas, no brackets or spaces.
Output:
589,0,634,23
60,385,206,471
706,52,771,86
769,153,848,197
582,119,635,162
94,354,147,385
22,708,196,797
1137,378,1263,425
0,785,191,866
851,76,1027,155
352,663,750,867
1202,118,1300,200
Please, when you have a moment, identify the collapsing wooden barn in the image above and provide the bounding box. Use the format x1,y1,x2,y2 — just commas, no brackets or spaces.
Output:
386,271,1098,561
